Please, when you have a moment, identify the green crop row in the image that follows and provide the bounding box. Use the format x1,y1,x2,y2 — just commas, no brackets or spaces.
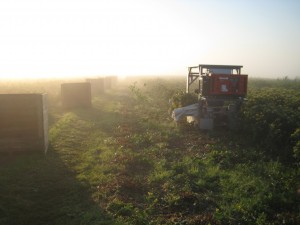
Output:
0,77,299,225
240,87,300,162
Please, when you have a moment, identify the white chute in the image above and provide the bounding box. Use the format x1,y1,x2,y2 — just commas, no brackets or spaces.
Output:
171,103,200,122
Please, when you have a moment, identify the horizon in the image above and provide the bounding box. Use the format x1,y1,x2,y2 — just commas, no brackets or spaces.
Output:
0,73,299,82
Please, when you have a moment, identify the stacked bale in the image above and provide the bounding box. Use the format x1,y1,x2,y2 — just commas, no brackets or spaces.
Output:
104,76,118,90
86,78,105,96
104,76,112,89
110,76,118,88
0,94,48,153
61,82,92,109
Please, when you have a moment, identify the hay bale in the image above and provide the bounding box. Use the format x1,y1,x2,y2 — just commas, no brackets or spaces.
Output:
110,76,118,88
86,78,105,96
0,94,48,153
104,77,112,89
61,82,92,109
104,76,118,89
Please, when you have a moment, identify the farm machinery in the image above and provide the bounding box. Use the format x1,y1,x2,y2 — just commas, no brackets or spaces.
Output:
173,64,248,130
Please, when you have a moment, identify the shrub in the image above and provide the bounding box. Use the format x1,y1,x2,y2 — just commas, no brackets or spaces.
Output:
169,91,198,112
291,128,300,161
240,88,300,161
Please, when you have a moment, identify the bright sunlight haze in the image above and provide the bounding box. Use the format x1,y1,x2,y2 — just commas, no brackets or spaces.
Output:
0,0,299,79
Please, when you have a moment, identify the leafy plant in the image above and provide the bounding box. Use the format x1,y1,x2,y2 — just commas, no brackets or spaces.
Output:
240,88,300,161
169,90,198,112
129,82,148,103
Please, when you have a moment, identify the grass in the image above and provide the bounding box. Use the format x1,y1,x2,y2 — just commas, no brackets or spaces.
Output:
0,152,113,225
0,77,299,225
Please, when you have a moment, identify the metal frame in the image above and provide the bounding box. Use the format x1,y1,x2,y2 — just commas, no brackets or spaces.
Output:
186,64,243,93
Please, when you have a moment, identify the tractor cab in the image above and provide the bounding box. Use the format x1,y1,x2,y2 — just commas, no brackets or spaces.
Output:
186,64,248,130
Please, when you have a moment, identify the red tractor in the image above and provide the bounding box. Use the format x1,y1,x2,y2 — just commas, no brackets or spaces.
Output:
186,64,248,130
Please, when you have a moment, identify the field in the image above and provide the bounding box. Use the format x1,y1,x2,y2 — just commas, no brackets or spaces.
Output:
0,76,299,225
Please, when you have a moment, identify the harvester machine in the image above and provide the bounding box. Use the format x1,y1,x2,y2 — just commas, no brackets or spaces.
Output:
173,64,248,130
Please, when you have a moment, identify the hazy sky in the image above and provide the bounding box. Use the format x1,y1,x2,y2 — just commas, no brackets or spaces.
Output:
0,0,299,79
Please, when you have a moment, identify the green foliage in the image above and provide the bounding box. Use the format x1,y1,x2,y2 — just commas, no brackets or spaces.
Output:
240,88,300,161
217,161,298,224
129,81,148,103
107,199,134,217
169,90,198,112
291,128,300,161
0,152,114,225
1,77,299,225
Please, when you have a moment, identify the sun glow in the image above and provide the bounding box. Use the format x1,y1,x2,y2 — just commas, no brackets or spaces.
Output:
1,0,299,79
0,0,198,80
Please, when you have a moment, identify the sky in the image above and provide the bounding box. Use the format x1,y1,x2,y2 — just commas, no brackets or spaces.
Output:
0,0,299,79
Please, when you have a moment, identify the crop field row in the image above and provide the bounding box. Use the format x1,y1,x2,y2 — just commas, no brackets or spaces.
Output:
0,77,299,225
